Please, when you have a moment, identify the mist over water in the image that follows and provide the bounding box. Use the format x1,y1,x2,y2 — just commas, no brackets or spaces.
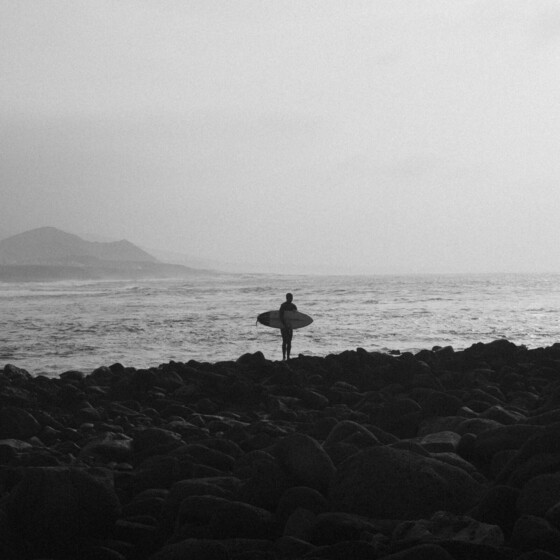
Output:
1,273,560,377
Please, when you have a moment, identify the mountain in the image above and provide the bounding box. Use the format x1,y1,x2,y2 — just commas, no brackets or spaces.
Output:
0,227,210,281
0,227,157,266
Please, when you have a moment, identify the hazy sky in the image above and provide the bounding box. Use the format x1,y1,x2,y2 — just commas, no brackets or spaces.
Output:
2,1,560,274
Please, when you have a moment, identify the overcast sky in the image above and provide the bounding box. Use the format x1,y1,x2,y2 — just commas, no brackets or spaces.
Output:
2,1,560,274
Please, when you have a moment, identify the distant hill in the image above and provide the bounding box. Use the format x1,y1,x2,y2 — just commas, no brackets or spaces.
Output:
0,227,211,281
0,227,157,265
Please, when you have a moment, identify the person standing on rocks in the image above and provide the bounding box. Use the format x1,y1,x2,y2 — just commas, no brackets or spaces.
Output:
280,292,297,360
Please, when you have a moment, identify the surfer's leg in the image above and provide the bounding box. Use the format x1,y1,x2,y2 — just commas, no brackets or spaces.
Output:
281,328,288,360
286,328,293,360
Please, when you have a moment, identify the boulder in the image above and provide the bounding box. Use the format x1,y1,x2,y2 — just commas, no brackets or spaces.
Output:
374,398,423,438
283,507,317,539
6,467,120,556
392,510,504,547
419,431,461,453
276,486,329,525
496,422,560,486
273,536,317,558
80,434,133,463
422,391,463,417
160,478,234,534
236,455,293,511
0,406,40,439
480,405,526,425
329,446,483,519
417,416,465,437
511,515,560,555
324,420,380,448
274,433,336,493
474,424,543,463
171,444,235,472
2,364,32,384
469,485,520,537
132,428,183,454
302,511,378,546
305,540,378,560
149,539,229,560
455,418,503,436
207,500,276,540
516,551,560,560
517,474,560,517
381,543,455,560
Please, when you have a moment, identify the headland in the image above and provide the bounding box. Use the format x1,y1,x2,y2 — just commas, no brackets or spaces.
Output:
2,340,560,559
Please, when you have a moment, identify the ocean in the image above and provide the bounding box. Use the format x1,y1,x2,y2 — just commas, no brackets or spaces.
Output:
1,273,560,377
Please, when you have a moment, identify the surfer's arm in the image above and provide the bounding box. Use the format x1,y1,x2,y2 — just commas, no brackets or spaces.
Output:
279,305,286,328
279,304,289,328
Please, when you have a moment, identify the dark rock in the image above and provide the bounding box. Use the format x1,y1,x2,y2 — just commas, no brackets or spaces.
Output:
161,478,235,533
127,455,187,494
0,406,40,439
81,546,128,560
516,551,560,560
132,427,183,454
273,536,317,559
80,434,134,463
434,540,516,560
455,417,503,435
149,538,229,560
324,420,380,448
60,369,86,382
296,388,329,409
122,495,165,519
171,443,235,471
430,451,481,479
474,424,543,463
282,507,317,539
511,515,560,555
215,538,274,559
456,432,477,461
417,416,464,437
422,391,463,417
517,474,560,517
307,539,378,559
374,398,423,438
419,431,461,453
469,485,520,537
480,404,525,424
324,441,361,466
381,543,455,560
236,455,293,511
496,422,560,486
276,486,329,525
2,363,32,383
113,519,161,555
393,510,504,547
6,466,120,556
274,433,336,493
237,351,267,366
329,445,483,519
207,500,276,539
302,511,377,546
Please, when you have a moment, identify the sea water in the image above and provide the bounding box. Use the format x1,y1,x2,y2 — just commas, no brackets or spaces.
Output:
1,273,560,377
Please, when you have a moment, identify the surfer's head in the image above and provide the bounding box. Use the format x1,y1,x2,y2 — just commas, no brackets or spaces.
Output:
286,293,293,302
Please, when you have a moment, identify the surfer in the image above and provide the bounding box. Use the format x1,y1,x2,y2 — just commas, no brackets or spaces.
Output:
279,293,297,360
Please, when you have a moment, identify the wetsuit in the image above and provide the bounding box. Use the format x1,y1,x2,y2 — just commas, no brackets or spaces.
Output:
279,300,297,359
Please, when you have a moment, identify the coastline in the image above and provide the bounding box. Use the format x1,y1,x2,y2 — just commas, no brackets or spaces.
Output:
2,339,560,558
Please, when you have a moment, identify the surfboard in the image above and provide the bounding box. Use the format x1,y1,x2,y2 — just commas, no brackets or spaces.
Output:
257,310,313,330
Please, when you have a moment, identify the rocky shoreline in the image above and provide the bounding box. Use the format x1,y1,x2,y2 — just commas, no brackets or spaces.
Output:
2,340,560,558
